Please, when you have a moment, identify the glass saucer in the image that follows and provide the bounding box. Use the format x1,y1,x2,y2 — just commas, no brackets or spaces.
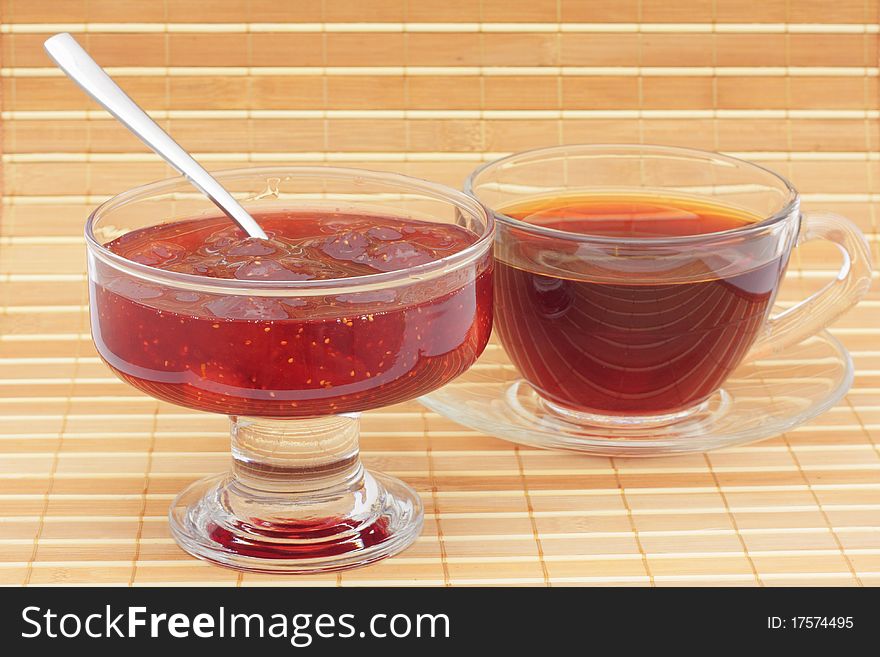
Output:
419,330,853,456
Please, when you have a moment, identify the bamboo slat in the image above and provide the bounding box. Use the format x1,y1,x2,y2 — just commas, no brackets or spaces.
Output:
0,0,878,587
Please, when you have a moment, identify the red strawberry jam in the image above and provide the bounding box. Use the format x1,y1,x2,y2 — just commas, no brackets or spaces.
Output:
91,212,492,416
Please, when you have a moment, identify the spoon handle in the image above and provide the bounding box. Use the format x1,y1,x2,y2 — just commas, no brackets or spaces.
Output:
44,33,268,240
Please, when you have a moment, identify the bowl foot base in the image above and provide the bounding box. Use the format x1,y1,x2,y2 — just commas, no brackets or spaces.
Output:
169,470,423,574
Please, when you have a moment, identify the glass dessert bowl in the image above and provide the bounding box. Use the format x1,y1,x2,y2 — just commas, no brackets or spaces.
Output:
85,167,494,573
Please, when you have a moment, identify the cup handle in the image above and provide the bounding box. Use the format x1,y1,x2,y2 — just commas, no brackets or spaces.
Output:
748,211,873,360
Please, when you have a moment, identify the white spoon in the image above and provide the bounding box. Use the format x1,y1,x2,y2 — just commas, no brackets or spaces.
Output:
44,32,268,240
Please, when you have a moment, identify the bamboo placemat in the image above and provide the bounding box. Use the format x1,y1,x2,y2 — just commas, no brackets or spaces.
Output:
1,1,879,586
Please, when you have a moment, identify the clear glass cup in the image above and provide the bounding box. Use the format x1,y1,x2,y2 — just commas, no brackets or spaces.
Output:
466,144,871,428
86,167,494,573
